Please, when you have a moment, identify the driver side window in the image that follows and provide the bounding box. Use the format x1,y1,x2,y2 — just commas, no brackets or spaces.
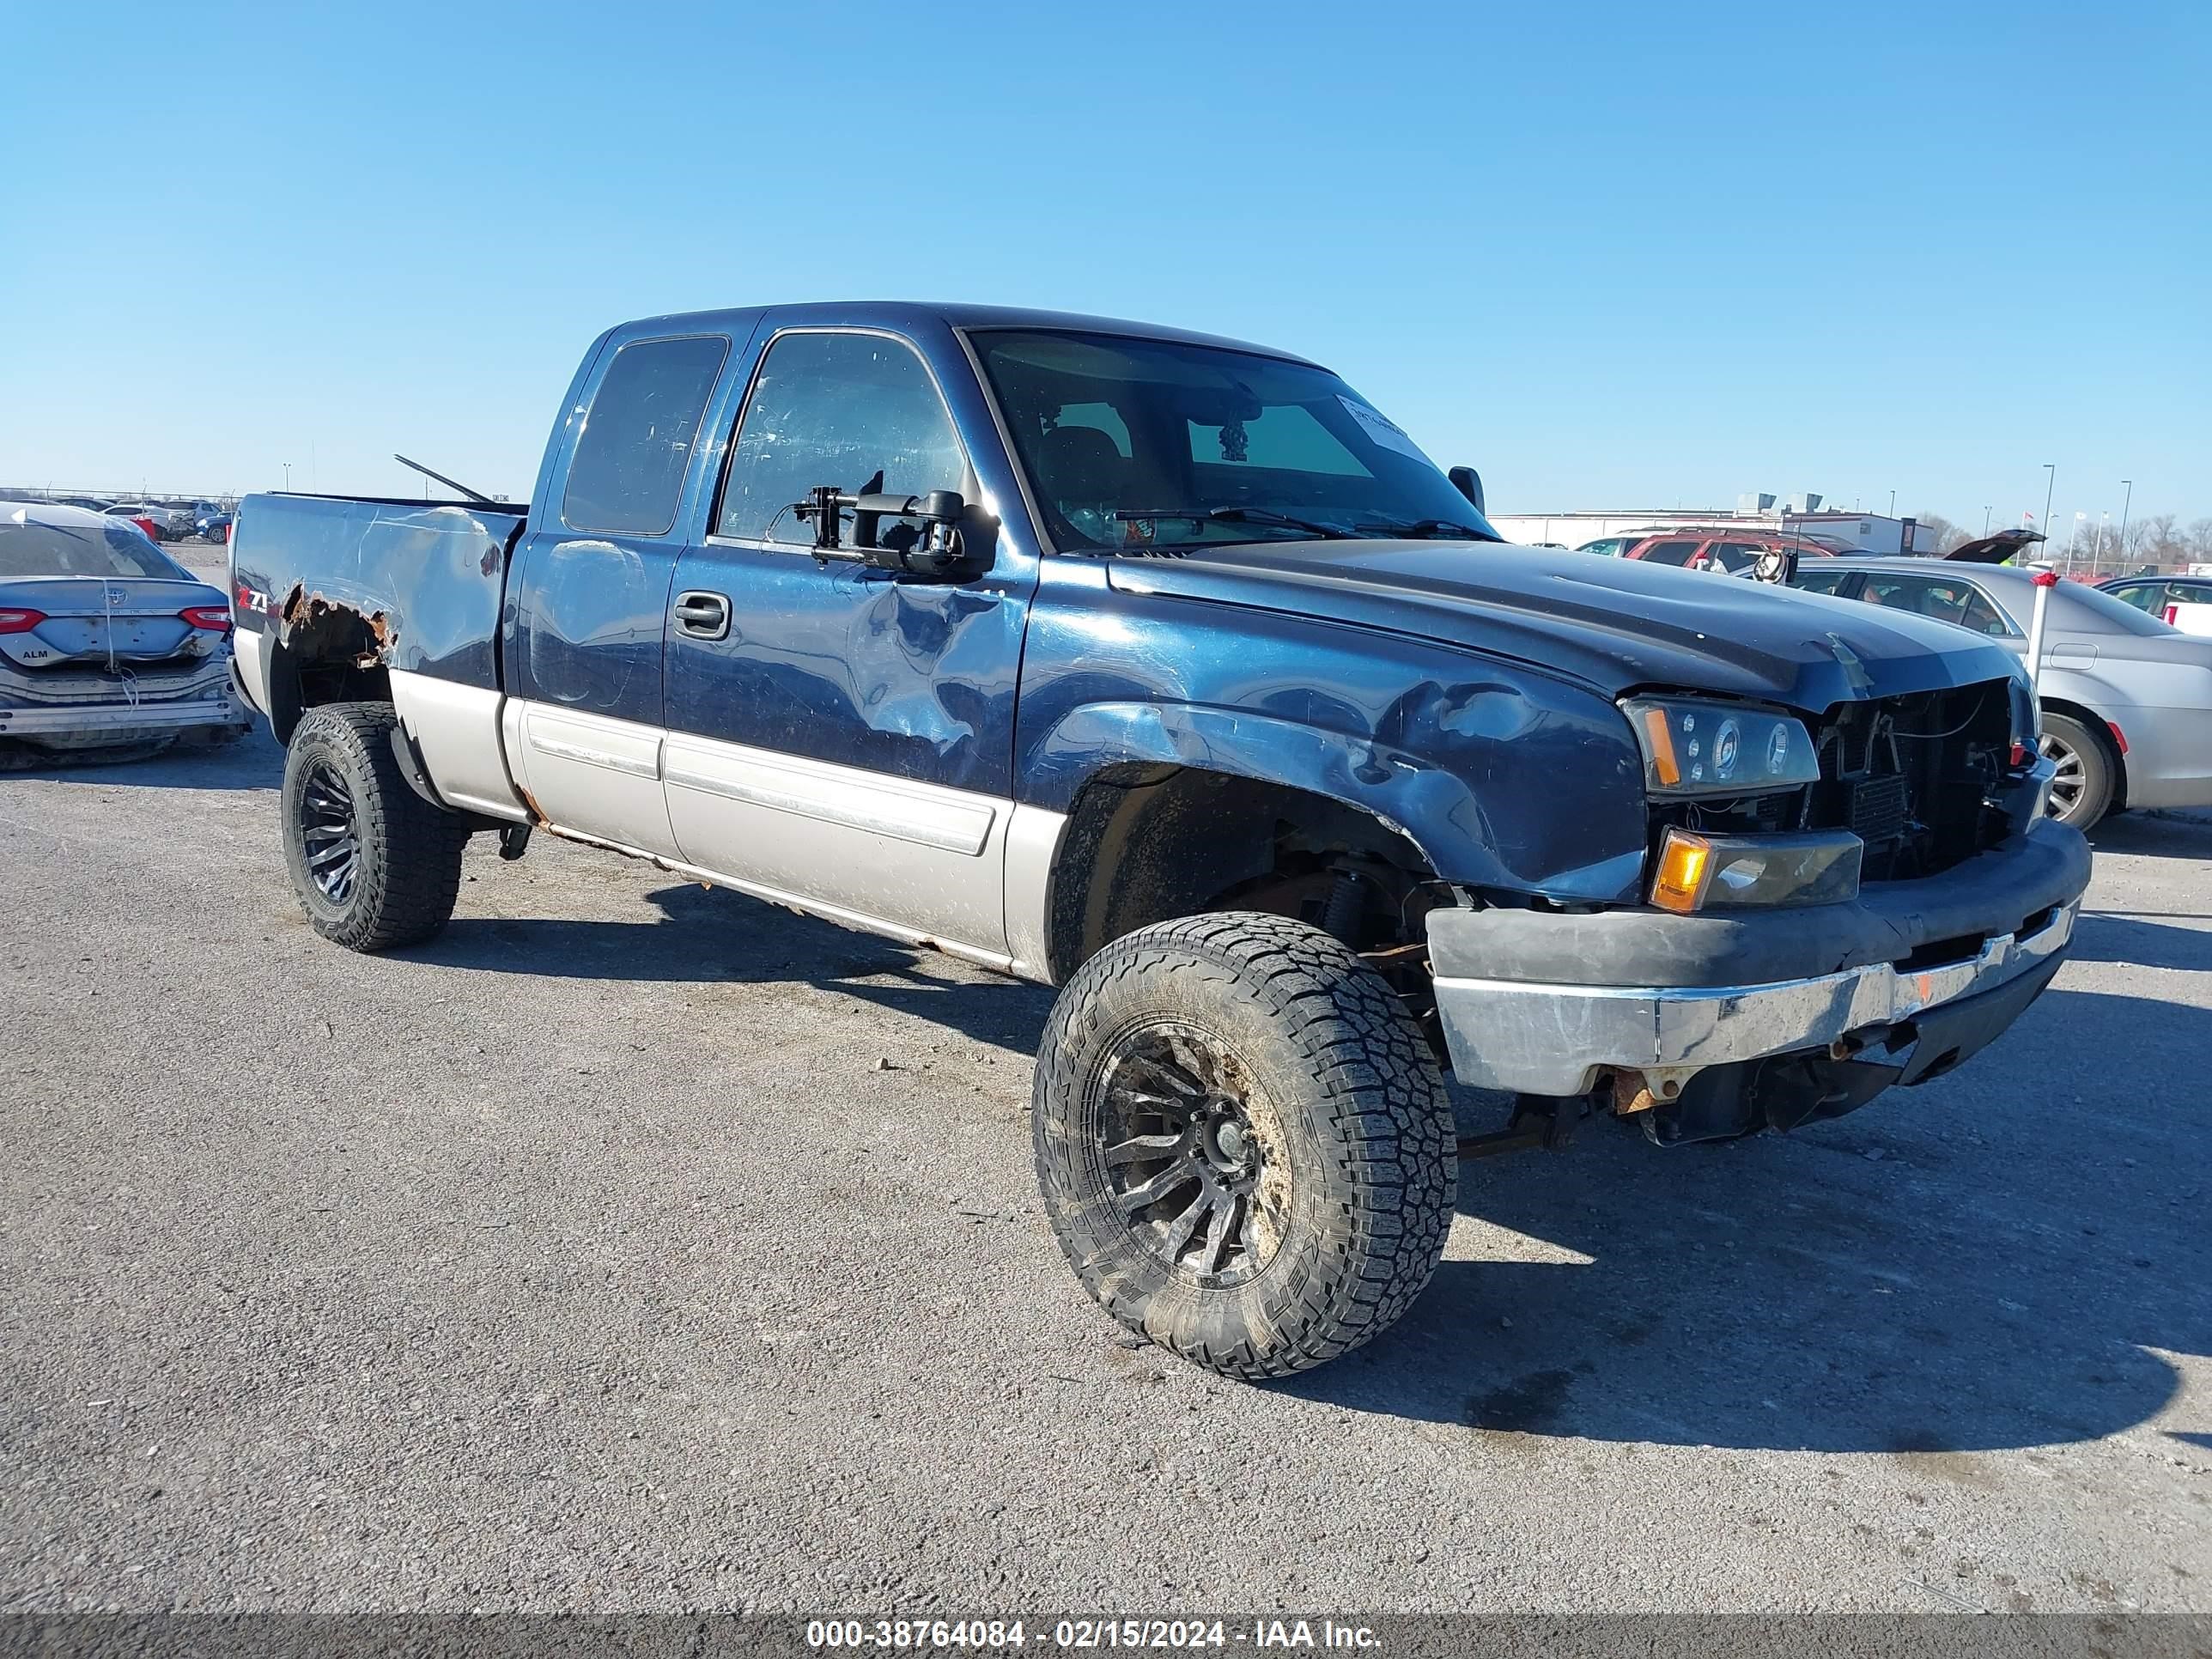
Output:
715,331,966,548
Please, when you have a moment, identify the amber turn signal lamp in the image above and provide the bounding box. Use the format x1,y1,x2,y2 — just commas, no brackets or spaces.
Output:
1649,829,1715,914
1639,706,1681,787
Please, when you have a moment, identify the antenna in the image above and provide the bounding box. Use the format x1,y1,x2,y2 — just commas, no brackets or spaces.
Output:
392,453,495,505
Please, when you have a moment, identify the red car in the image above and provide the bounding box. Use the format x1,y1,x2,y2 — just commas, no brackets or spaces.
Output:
1621,529,1842,574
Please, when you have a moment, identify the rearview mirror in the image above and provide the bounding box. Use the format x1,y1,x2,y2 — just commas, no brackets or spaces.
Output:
1449,465,1486,515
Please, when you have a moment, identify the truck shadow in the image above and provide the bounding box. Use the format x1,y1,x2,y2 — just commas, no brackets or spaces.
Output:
1285,983,2210,1457
425,878,2207,1456
428,879,1058,1055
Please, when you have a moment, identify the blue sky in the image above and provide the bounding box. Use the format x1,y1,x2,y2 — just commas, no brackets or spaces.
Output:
6,1,2206,539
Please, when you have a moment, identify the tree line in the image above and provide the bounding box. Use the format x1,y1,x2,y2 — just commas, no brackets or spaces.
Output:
1914,510,2212,571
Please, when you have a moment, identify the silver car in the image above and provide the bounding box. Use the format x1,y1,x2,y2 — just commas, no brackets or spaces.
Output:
1791,556,2212,829
104,501,195,541
0,502,251,766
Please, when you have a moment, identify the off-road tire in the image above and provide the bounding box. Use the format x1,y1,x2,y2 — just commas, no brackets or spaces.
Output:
281,702,471,951
1032,911,1458,1381
2040,712,2115,830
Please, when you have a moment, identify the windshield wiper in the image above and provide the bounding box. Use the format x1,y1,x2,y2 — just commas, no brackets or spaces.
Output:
1353,517,1501,542
1111,506,1358,542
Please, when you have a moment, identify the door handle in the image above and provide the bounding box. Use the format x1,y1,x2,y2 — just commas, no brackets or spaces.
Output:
674,590,730,641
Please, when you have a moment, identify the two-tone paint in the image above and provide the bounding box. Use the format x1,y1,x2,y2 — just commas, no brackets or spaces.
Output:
228,301,2033,984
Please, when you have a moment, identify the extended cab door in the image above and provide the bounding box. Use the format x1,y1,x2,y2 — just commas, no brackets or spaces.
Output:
506,331,735,856
660,324,1036,960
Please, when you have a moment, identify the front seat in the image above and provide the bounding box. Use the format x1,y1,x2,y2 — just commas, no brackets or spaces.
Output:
1034,426,1129,539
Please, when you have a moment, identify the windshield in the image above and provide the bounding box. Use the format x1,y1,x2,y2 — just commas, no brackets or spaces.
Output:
972,330,1498,551
0,514,191,580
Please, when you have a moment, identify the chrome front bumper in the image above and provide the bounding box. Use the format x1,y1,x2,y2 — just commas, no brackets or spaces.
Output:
1434,899,2079,1097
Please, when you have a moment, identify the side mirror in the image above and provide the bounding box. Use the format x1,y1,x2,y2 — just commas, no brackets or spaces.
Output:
795,485,986,580
1448,465,1486,515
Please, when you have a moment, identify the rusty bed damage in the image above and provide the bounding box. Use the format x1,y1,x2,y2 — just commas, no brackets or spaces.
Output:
278,585,398,666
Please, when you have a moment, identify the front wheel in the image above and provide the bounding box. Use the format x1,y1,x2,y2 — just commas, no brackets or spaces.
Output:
2040,712,2115,830
1031,912,1458,1381
281,702,472,951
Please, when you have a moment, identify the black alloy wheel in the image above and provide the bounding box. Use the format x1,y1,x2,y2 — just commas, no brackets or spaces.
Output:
297,758,362,903
1096,1018,1290,1288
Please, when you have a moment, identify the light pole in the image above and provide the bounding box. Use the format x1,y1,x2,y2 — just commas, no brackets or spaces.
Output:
2118,478,2134,570
2040,464,2056,547
1887,489,1896,517
282,463,293,491
1983,506,1993,535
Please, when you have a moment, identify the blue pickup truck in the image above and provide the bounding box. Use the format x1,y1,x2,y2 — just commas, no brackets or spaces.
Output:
228,302,2089,1380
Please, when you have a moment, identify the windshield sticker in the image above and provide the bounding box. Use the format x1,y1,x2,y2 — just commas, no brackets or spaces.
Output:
1337,395,1430,463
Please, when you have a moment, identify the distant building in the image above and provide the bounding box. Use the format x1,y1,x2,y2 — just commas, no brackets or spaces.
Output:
1491,493,1929,556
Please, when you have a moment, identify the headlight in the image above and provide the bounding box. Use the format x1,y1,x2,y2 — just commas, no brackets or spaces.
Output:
1621,696,1819,798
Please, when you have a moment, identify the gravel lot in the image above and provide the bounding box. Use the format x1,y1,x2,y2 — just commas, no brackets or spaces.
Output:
2,622,2207,1613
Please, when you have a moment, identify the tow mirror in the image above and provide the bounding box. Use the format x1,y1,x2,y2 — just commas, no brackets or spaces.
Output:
794,485,988,580
1449,465,1486,515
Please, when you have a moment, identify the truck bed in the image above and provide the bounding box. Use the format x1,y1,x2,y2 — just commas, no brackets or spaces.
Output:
228,491,526,692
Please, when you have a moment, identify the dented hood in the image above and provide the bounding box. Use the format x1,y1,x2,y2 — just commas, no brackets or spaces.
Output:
1103,540,2022,714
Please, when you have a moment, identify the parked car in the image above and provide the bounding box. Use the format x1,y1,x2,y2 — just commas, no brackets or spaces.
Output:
2100,572,2212,622
1572,532,1657,556
1790,555,2212,828
196,510,234,544
104,501,191,541
228,301,2085,1382
112,510,166,543
1626,528,1843,573
0,503,252,765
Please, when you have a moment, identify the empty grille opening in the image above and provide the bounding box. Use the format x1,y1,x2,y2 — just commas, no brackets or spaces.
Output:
1638,679,2018,888
1810,680,2013,882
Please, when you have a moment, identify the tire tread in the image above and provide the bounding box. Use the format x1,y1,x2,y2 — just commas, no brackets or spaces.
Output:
283,702,471,951
1031,910,1457,1382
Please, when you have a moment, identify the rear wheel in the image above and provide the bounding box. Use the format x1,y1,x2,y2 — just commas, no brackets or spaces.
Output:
2040,712,2115,830
1031,912,1457,1381
281,702,471,951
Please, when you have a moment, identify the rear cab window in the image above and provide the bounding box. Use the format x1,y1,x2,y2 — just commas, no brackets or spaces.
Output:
562,335,731,536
